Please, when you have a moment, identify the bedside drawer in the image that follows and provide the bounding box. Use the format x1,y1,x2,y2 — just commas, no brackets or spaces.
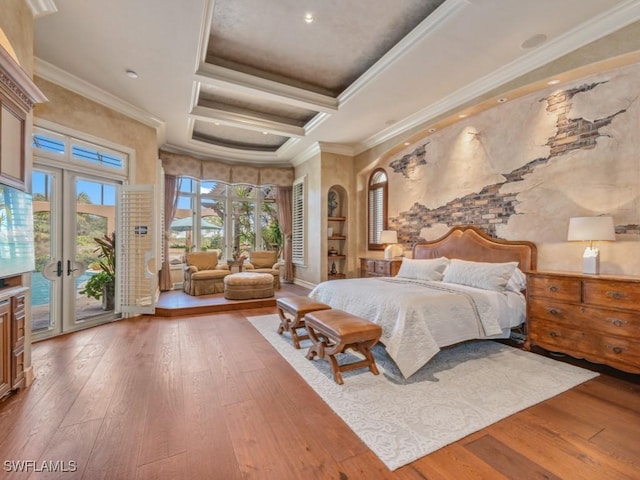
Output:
373,261,391,276
527,275,581,302
583,279,640,311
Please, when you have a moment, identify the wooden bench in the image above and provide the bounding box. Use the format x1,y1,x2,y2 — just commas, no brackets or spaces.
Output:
304,309,382,385
276,296,331,349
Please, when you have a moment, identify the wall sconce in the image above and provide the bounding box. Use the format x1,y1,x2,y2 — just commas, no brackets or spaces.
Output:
567,216,616,274
380,230,403,260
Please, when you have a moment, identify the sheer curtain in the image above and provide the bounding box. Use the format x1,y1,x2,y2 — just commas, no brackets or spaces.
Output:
276,186,293,282
159,175,180,291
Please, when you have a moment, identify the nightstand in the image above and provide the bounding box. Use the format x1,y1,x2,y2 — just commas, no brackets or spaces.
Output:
360,258,402,278
526,271,640,374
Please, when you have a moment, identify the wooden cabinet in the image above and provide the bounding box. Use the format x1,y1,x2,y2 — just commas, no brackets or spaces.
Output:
328,216,347,280
0,286,28,399
360,258,402,278
526,271,640,374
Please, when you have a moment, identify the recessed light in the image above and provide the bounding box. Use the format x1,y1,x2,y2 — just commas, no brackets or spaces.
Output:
304,13,314,23
403,142,410,146
521,33,547,49
497,97,507,103
547,79,560,85
262,131,268,135
428,128,436,133
458,114,467,119
125,69,138,79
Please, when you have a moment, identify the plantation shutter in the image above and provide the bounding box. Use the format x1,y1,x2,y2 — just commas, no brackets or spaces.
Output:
117,184,158,315
369,187,384,244
291,178,305,265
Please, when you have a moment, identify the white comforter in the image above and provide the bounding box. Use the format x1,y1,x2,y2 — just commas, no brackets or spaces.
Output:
309,277,525,378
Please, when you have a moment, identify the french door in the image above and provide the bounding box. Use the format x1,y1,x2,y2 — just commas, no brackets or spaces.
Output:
31,165,120,340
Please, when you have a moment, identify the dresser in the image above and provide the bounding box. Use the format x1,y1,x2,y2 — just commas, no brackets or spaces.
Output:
526,271,640,374
360,258,402,278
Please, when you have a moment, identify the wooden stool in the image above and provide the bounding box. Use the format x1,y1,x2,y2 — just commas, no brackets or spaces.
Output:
276,296,331,349
304,309,382,385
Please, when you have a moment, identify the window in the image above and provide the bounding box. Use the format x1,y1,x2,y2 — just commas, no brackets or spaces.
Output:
292,177,305,265
368,168,388,250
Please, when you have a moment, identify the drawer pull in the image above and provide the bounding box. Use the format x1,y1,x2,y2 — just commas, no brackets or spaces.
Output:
605,291,627,300
545,307,561,316
611,346,623,354
549,331,559,338
548,285,559,293
609,318,626,328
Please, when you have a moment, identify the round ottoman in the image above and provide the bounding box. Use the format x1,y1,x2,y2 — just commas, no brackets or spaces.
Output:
223,272,275,300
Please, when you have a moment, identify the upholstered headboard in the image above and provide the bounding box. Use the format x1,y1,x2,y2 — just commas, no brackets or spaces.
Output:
412,226,537,272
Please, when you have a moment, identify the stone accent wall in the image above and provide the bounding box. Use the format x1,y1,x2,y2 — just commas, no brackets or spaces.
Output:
388,81,625,246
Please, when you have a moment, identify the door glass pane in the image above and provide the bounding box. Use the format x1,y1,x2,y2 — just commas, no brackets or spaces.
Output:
75,179,116,321
31,171,54,332
231,185,255,255
260,186,280,256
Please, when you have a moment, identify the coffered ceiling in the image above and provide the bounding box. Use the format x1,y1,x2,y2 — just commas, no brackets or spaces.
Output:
32,0,640,166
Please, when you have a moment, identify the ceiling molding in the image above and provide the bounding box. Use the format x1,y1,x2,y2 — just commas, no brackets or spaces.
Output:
290,142,321,167
317,142,356,157
161,142,292,168
196,62,339,113
194,0,215,72
26,0,58,18
356,0,640,153
35,58,165,131
190,104,305,138
339,0,468,107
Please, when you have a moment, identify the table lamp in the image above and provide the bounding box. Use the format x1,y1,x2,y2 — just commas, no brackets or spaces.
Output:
380,230,403,260
567,216,615,274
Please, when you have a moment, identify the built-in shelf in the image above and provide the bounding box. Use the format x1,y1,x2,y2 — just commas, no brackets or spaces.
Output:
328,216,346,222
328,235,346,240
328,255,346,260
328,273,346,280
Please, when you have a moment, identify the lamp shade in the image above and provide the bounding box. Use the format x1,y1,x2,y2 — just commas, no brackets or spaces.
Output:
379,230,398,244
567,216,616,241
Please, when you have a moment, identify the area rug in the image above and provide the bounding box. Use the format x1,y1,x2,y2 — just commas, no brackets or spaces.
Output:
248,314,599,471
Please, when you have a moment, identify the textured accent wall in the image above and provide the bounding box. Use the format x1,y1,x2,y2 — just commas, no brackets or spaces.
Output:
378,62,640,274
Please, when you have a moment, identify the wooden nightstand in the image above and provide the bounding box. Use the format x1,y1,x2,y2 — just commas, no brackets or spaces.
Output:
360,258,402,278
526,271,640,374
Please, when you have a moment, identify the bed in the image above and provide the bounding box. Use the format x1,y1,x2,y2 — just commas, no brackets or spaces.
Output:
309,226,537,378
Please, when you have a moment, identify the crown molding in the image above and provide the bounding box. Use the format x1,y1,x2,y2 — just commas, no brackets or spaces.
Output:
190,104,305,138
317,142,356,157
25,0,58,18
339,0,469,106
290,142,321,167
35,58,165,131
357,0,640,153
196,62,338,114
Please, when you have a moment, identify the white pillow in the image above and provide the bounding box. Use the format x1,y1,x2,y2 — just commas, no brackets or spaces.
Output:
396,257,449,281
442,259,518,292
506,267,527,292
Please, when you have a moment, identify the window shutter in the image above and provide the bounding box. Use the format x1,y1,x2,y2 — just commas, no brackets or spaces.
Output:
291,178,305,265
117,184,157,315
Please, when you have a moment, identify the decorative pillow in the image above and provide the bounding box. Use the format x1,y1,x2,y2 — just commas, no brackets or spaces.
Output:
396,257,449,281
442,259,518,292
506,267,527,292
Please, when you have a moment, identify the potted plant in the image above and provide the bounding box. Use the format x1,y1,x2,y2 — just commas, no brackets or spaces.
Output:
80,232,116,310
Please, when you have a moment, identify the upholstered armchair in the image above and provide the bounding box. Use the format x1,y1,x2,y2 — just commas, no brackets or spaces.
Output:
244,250,281,289
183,251,230,296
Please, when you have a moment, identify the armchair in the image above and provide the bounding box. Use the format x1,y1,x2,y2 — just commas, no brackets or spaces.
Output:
244,250,281,289
183,251,230,296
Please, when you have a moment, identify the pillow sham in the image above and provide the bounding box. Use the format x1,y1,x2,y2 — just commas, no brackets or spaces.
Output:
506,267,527,293
396,257,449,281
442,259,518,292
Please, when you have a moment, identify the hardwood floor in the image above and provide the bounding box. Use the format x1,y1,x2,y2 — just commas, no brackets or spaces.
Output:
0,304,638,479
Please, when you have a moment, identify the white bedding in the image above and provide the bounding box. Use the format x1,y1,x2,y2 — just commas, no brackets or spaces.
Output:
308,277,525,378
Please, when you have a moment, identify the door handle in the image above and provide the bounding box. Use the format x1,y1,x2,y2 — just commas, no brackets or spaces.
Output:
67,260,79,276
57,260,63,277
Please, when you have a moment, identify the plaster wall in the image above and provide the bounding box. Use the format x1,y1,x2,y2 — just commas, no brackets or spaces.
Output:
33,77,158,185
361,62,640,276
0,0,33,76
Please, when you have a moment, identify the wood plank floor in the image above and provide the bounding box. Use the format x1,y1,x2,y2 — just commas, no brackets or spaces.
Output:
0,307,638,479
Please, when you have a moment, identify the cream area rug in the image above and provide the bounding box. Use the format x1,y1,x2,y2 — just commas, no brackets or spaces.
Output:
248,314,599,471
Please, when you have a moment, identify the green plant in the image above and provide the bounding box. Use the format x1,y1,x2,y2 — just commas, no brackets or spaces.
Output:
80,232,116,301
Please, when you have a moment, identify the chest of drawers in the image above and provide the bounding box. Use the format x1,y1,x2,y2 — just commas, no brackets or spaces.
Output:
526,271,640,373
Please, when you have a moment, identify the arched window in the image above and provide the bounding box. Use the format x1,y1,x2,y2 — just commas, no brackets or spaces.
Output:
368,168,388,250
